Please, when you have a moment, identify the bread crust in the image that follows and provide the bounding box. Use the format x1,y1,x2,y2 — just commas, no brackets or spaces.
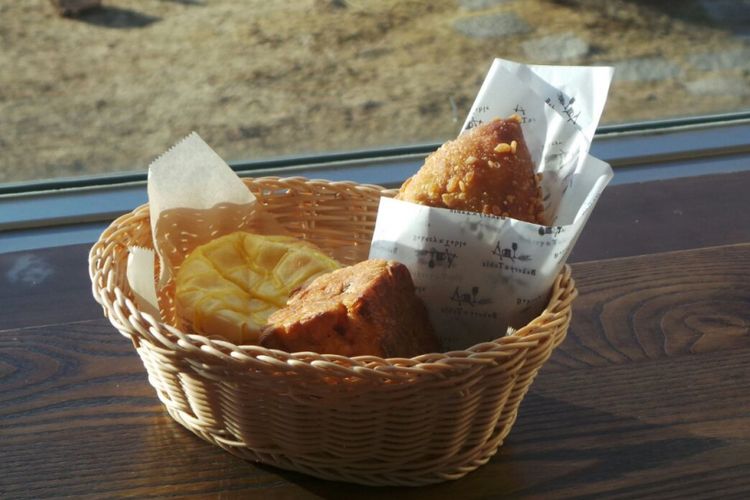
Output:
397,118,545,224
260,259,440,357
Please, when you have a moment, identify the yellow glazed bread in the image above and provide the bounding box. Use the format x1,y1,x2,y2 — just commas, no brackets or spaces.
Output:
175,232,340,344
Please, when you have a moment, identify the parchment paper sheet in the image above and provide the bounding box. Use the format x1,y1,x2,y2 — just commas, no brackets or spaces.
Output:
127,132,287,320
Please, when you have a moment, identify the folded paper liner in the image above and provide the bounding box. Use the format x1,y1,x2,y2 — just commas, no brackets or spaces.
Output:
127,132,289,325
369,58,614,350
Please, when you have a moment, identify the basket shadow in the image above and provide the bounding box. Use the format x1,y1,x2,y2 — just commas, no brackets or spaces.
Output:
481,392,724,498
257,392,724,498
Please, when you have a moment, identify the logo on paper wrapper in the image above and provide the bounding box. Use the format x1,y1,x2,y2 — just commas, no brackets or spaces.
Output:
416,246,458,269
465,116,482,130
483,241,537,276
513,104,536,124
440,285,498,321
538,226,564,237
450,285,492,307
465,105,490,130
491,242,531,262
545,92,581,127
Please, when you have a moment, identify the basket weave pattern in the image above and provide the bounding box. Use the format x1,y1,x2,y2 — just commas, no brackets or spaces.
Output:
89,177,576,486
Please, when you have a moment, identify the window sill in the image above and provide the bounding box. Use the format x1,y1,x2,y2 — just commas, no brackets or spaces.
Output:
2,115,749,254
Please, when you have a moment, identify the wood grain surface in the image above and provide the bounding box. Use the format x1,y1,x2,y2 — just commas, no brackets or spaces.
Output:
2,170,749,330
0,244,101,330
571,171,750,262
2,243,749,498
2,171,750,498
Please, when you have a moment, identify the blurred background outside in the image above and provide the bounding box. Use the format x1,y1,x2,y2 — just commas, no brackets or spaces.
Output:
1,0,748,184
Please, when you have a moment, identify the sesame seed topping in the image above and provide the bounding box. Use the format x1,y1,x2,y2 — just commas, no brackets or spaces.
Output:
494,143,511,154
441,193,457,206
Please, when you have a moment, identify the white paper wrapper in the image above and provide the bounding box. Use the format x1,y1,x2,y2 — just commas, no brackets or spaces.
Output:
369,58,614,350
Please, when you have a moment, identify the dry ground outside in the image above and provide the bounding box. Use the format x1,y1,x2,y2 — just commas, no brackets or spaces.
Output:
1,0,748,183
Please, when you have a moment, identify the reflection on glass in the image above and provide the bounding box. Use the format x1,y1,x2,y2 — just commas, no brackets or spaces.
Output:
1,0,748,183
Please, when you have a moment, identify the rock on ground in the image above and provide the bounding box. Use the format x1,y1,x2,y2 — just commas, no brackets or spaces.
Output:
612,57,681,82
685,77,750,97
458,0,513,11
522,32,590,64
453,12,531,38
687,48,750,72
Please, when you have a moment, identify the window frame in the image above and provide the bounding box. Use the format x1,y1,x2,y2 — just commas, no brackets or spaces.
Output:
2,112,750,253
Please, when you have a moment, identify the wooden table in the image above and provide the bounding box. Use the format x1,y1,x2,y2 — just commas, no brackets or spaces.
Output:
2,171,749,498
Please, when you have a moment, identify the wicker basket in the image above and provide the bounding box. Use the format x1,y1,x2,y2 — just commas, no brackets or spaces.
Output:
89,176,577,487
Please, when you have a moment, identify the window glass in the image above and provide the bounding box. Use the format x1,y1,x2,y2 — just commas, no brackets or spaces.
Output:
1,0,748,184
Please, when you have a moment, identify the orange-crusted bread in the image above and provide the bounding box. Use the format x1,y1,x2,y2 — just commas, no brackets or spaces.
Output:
397,117,545,224
260,259,440,357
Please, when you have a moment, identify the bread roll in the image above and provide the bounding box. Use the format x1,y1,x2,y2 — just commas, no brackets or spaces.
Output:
397,117,545,224
260,259,440,357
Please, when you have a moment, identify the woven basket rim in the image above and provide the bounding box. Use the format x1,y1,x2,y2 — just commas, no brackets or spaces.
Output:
89,176,577,377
